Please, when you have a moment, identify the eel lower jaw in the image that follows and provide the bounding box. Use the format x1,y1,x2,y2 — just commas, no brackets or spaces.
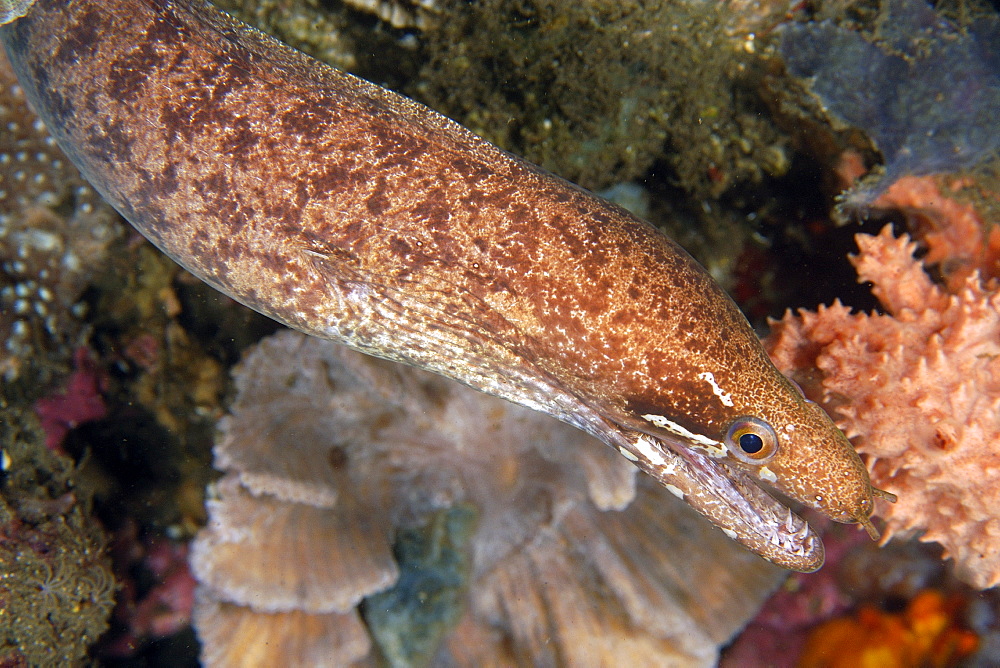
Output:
600,423,825,572
676,446,825,573
722,462,826,571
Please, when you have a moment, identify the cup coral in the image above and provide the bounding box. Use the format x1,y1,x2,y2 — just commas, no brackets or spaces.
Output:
191,330,786,665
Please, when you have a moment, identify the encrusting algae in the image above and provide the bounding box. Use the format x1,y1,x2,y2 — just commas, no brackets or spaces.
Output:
413,0,790,197
0,405,116,665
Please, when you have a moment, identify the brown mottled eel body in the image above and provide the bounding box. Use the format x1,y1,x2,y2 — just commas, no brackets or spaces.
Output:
0,0,893,571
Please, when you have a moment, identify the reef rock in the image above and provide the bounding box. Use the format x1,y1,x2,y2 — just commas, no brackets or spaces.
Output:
778,0,1000,205
0,50,122,385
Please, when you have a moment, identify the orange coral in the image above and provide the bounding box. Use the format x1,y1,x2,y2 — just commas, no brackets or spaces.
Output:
870,174,1000,288
765,225,1000,589
798,589,978,668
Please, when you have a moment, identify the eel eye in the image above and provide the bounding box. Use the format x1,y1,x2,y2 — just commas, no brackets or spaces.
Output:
725,416,778,465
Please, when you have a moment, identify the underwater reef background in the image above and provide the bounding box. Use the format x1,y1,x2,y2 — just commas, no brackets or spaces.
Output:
2,0,1000,665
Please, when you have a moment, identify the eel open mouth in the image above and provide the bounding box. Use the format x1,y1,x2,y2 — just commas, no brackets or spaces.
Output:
599,423,825,572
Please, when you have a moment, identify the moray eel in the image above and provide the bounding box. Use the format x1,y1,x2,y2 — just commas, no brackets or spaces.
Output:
0,0,893,571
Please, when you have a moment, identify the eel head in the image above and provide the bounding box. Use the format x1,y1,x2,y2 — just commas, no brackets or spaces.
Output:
584,365,894,573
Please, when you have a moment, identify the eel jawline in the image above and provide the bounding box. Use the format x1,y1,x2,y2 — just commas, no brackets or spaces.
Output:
600,423,824,572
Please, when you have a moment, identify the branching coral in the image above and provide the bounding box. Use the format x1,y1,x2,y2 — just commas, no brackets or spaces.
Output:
191,330,786,666
765,225,1000,589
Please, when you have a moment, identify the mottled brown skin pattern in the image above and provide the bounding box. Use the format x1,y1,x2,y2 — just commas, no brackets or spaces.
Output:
1,0,881,571
0,1,32,24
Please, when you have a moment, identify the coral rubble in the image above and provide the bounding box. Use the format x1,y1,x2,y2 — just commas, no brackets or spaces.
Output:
340,0,439,29
765,225,1000,589
212,0,360,73
191,330,786,666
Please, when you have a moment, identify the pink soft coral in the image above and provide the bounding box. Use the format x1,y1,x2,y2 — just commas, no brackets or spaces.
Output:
33,347,108,452
765,225,1000,589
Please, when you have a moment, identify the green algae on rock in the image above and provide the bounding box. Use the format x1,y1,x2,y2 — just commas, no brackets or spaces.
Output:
0,406,115,665
361,505,476,667
412,0,790,197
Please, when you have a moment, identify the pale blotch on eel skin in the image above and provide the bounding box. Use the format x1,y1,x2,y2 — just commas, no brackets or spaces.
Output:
0,50,122,382
190,330,785,667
